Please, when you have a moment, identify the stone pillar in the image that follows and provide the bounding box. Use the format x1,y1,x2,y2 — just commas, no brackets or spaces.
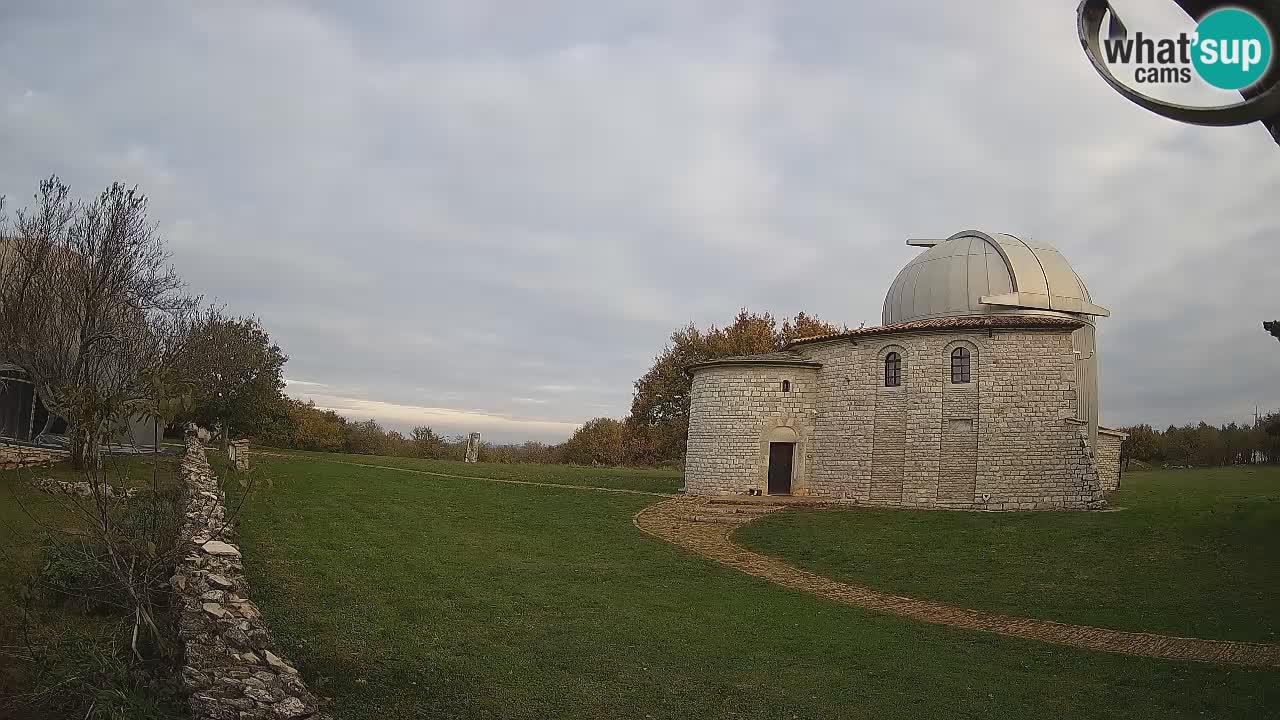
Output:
464,432,481,463
227,439,250,473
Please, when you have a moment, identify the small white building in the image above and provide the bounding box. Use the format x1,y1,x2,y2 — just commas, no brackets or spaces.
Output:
684,230,1126,510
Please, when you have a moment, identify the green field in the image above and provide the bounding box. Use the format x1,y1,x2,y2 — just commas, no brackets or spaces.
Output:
259,448,683,495
226,454,1279,719
736,466,1280,643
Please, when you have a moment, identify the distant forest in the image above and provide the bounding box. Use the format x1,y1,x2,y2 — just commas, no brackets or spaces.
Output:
1117,416,1280,469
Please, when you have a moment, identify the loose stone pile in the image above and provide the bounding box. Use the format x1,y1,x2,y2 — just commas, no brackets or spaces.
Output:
174,434,329,720
31,477,138,498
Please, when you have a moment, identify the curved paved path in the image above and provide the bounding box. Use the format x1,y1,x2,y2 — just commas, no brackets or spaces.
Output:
633,496,1280,669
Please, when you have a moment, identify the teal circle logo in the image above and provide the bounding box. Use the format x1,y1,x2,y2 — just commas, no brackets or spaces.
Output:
1192,8,1273,90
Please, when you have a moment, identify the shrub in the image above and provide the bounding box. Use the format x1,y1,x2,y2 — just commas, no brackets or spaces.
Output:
39,538,120,612
18,624,186,720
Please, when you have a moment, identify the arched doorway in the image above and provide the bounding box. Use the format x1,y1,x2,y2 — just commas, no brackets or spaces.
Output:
763,425,799,496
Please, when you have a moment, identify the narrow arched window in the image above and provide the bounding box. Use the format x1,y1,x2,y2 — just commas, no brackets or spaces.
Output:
781,380,791,392
884,352,901,387
951,347,971,384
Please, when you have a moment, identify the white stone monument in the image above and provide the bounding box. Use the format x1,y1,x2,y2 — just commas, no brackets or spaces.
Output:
464,432,481,463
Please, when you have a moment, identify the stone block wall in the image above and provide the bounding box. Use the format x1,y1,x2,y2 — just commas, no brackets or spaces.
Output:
0,445,62,470
174,436,329,720
228,439,251,473
685,365,817,495
970,331,1103,510
688,327,1106,510
1096,428,1127,491
869,381,907,503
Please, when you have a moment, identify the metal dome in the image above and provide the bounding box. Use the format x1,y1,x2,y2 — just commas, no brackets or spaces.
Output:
881,230,1109,326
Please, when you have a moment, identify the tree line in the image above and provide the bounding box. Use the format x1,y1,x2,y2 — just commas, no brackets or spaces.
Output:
253,398,561,463
1115,323,1280,469
1118,415,1280,468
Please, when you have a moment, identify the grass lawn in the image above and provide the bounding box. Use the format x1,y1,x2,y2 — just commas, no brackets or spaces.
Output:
0,453,184,719
736,465,1280,644
230,454,1279,719
257,447,683,494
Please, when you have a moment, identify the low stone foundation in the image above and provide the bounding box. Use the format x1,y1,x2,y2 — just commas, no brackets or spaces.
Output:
173,436,329,720
0,445,63,470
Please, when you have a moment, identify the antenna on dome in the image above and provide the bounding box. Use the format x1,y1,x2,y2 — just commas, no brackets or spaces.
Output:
906,238,944,247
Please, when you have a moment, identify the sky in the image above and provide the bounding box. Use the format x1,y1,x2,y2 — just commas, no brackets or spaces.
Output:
1,1,1277,442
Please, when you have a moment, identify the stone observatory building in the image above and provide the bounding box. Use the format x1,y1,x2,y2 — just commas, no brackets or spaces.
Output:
685,230,1128,511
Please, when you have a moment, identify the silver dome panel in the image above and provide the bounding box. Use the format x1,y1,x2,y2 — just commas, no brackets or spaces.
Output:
882,231,1108,325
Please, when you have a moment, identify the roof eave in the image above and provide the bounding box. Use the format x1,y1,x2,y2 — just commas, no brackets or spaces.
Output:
784,315,1086,349
685,359,823,376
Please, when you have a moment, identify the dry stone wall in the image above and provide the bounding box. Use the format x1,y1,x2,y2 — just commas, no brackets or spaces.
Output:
174,436,329,720
0,445,62,470
686,328,1106,510
31,477,138,498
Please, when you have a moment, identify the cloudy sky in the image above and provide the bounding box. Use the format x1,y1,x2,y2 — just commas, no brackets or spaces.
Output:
1,1,1276,442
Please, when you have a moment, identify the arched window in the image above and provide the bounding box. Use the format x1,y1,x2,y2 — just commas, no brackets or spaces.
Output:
951,347,971,384
884,352,901,387
781,380,791,392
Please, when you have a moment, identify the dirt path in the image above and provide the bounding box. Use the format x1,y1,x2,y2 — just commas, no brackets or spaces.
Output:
633,496,1280,669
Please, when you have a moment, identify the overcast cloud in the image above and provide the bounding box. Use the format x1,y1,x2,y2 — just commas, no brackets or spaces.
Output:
1,1,1277,442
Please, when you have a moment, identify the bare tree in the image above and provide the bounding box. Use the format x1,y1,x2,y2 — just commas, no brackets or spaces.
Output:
0,176,202,469
0,177,223,669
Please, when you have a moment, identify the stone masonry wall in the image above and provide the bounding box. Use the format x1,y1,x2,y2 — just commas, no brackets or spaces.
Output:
0,445,62,470
685,365,818,495
971,331,1103,510
174,436,329,720
688,328,1106,509
1096,430,1126,491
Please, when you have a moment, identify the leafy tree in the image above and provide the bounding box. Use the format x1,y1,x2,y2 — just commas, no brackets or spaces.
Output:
1265,321,1280,342
1262,412,1280,462
261,397,345,451
343,418,387,455
411,425,448,459
562,417,627,466
179,316,287,441
1118,424,1160,467
780,311,843,344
